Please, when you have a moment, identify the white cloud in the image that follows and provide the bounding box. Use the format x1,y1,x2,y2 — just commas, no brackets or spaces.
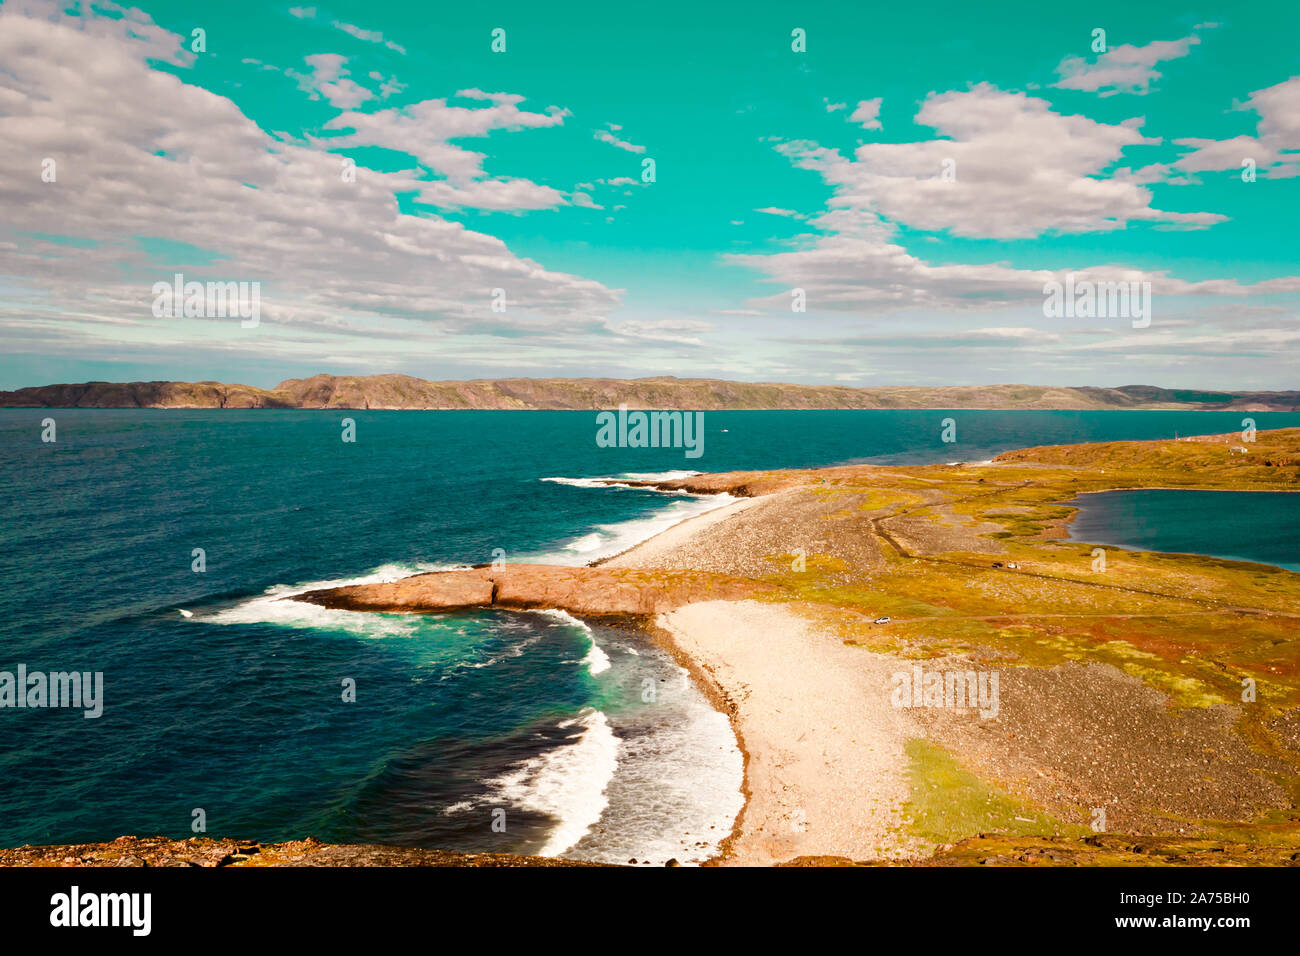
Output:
367,70,406,99
1054,29,1209,96
332,19,406,54
594,123,645,154
727,202,1300,317
321,90,572,209
1173,75,1300,179
848,97,882,129
729,81,1300,316
292,53,373,109
411,177,570,212
771,84,1222,240
286,6,405,53
609,319,712,346
0,2,619,348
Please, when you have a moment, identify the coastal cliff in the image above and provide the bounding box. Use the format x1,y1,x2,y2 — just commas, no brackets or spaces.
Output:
3,374,1299,410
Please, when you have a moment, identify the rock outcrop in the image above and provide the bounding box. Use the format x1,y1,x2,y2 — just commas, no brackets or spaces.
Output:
296,564,780,617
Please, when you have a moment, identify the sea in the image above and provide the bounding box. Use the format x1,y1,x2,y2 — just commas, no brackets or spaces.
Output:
1,408,1297,863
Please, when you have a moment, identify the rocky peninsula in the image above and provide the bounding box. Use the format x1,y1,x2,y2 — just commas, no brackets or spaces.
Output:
285,426,1300,866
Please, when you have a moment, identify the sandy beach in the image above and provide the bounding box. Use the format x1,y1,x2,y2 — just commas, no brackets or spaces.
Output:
597,495,764,570
655,600,920,865
603,497,921,863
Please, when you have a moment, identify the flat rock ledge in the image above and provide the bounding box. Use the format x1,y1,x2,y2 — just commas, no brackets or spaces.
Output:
295,564,780,617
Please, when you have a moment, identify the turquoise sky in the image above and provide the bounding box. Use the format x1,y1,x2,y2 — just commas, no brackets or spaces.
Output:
1,0,1297,388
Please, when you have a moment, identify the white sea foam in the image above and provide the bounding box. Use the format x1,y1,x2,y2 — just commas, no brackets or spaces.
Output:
581,639,611,676
614,470,702,482
533,494,736,566
531,608,592,633
531,609,609,675
486,708,621,857
192,510,738,865
542,476,630,489
563,648,745,867
541,470,701,492
197,562,467,638
563,532,604,554
537,470,734,565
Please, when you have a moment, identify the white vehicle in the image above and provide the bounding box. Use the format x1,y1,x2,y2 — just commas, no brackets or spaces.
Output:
873,616,891,625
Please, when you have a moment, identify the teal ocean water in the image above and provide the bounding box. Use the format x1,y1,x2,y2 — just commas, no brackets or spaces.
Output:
2,408,1297,862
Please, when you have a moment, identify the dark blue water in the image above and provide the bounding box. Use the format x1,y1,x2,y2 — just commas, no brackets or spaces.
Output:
2,408,1297,858
1066,489,1300,572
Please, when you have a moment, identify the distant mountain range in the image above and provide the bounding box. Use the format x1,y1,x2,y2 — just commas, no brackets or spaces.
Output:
2,375,1298,411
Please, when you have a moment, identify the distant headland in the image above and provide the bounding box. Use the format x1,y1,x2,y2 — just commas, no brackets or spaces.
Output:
1,375,1298,411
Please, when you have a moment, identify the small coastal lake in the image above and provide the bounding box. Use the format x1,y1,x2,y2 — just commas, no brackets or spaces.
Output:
1066,489,1300,572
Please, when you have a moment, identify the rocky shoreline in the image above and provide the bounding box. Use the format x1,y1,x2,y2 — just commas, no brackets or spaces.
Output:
285,426,1300,865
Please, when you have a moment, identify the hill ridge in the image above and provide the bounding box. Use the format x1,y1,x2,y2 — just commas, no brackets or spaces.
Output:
1,374,1297,411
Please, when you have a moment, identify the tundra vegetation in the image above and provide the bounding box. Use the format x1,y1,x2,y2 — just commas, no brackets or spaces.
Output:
686,428,1300,864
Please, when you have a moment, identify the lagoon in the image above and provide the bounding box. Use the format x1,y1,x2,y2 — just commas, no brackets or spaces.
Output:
1066,489,1300,572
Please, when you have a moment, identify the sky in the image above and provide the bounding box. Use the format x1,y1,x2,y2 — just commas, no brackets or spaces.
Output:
0,0,1298,391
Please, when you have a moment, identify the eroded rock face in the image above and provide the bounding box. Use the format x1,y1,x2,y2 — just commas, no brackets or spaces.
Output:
295,565,776,617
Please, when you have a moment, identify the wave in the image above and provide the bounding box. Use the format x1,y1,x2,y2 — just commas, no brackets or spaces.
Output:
582,641,611,676
542,476,628,490
595,697,743,865
532,609,609,676
555,639,745,866
614,470,702,482
540,470,701,493
485,707,621,857
563,532,604,554
534,471,736,565
189,529,735,864
532,494,736,566
195,561,468,639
